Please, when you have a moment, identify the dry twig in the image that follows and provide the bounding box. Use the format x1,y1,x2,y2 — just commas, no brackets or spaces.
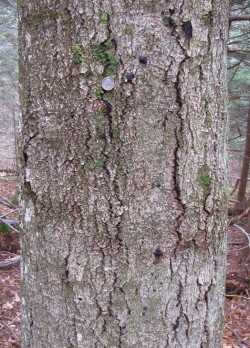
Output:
0,255,20,269
225,324,244,348
228,207,250,226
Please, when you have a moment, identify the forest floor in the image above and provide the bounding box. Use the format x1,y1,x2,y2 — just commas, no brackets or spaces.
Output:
0,177,249,348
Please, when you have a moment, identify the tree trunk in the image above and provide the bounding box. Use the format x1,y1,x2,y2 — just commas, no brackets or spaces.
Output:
19,1,229,347
235,102,250,212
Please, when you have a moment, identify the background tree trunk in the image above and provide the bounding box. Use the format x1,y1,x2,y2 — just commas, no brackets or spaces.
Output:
19,1,229,347
235,102,250,212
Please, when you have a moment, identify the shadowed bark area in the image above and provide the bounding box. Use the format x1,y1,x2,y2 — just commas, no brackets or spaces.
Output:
19,0,229,347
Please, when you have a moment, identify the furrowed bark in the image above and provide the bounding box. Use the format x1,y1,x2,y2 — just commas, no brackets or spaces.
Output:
19,1,229,347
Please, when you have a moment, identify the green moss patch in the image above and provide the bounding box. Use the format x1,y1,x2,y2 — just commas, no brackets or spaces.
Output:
85,156,105,170
115,170,125,180
95,86,104,100
49,11,58,20
198,165,213,190
94,117,105,136
99,11,109,24
0,222,12,234
124,25,133,35
72,44,85,64
92,39,118,76
162,16,177,27
112,123,119,137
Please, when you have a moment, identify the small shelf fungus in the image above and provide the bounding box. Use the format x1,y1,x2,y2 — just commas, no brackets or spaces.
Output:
139,55,147,64
124,72,135,83
154,247,163,258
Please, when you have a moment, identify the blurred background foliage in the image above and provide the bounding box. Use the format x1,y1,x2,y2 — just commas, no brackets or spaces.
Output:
0,0,18,172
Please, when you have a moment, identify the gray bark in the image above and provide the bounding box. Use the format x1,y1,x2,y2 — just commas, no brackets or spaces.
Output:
19,0,229,347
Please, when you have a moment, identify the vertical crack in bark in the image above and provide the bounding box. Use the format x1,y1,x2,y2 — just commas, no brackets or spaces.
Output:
85,115,92,154
173,316,180,337
179,0,185,15
187,119,195,150
107,269,125,347
22,134,39,203
173,60,187,248
172,17,191,250
28,308,34,348
203,279,214,343
183,312,190,338
169,258,174,281
102,100,114,140
101,318,107,334
63,202,80,284
119,286,131,316
175,280,184,340
63,254,70,282
69,315,78,347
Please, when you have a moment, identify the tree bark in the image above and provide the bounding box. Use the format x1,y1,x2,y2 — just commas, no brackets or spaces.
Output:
19,1,229,347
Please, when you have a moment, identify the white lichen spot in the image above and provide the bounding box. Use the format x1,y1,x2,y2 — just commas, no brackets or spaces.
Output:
77,333,83,342
24,200,35,223
21,260,28,278
79,77,86,89
25,32,31,47
79,65,89,75
25,168,31,182
197,277,204,285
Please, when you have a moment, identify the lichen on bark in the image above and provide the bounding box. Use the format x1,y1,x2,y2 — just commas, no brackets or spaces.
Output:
19,0,229,347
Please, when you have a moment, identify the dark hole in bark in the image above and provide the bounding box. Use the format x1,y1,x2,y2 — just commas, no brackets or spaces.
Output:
152,181,162,188
142,306,148,316
173,316,180,330
104,101,112,114
23,151,28,166
154,247,163,257
182,21,193,39
111,38,117,49
109,129,113,138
